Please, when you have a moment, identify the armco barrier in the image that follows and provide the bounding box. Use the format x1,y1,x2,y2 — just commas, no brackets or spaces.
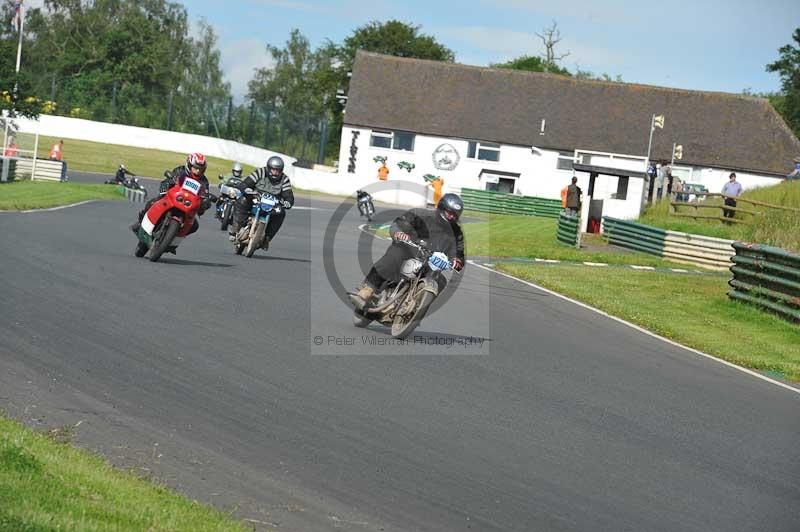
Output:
557,213,579,247
602,217,734,270
728,243,800,322
461,188,561,218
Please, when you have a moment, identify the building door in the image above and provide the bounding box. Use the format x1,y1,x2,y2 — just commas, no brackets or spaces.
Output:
497,177,515,194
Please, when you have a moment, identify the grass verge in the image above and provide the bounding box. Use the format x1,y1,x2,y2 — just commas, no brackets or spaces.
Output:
25,134,256,180
376,214,678,267
495,263,800,382
0,181,124,210
0,415,248,531
638,180,800,252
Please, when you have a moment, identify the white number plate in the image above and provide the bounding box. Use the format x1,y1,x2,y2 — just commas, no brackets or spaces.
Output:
182,178,202,195
428,252,450,271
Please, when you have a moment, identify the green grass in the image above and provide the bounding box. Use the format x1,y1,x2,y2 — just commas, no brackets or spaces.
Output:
0,181,124,210
11,133,257,181
0,415,248,531
377,214,679,267
496,263,800,382
638,180,800,252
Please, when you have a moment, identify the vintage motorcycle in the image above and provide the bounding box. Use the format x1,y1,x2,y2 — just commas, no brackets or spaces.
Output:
351,240,457,339
134,172,214,262
232,190,284,257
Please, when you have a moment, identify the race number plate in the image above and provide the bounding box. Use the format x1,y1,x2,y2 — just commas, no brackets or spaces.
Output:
181,178,202,195
428,252,449,271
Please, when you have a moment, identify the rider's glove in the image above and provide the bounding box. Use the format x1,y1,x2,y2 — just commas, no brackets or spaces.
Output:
452,258,464,272
282,200,292,210
393,231,412,242
244,188,255,195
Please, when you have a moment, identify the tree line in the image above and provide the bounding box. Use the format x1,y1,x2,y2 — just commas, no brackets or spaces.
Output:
1,1,798,162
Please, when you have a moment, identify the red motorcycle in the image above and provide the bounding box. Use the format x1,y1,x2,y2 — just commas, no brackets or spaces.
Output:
134,173,211,262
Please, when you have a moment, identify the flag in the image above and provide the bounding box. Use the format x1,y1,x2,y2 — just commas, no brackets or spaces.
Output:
653,114,665,129
673,144,683,160
11,1,23,33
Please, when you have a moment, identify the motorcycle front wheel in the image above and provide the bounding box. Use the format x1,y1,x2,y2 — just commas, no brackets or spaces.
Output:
149,218,180,262
245,222,266,257
220,203,232,231
390,289,435,339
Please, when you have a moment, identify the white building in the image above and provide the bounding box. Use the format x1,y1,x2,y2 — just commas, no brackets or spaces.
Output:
338,52,800,228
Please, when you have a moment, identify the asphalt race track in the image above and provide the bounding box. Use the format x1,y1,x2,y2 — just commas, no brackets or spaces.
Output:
1,173,799,531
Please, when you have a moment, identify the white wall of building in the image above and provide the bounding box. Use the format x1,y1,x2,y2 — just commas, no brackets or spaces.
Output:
7,114,295,171
338,125,787,214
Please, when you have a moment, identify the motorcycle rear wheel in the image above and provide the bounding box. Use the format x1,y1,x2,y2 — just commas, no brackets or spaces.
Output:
149,219,180,262
352,311,372,328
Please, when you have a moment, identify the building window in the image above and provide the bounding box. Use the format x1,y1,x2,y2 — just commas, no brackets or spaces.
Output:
557,150,574,171
369,130,415,151
615,176,629,200
467,141,500,162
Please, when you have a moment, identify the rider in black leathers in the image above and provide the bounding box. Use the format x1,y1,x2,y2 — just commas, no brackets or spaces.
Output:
350,193,466,310
130,153,211,236
230,155,294,244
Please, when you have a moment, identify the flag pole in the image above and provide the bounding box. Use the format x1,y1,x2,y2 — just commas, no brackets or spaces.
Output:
15,2,24,74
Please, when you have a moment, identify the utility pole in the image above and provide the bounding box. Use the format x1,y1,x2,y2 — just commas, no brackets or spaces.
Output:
317,116,328,164
111,82,118,123
166,90,174,131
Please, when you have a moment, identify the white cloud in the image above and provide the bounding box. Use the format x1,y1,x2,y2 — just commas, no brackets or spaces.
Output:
220,39,276,102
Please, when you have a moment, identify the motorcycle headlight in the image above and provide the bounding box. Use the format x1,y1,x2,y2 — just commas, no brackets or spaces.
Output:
176,195,183,203
184,199,192,207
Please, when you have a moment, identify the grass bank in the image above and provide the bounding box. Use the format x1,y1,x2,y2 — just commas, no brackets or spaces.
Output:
0,415,248,531
496,263,800,382
377,214,676,267
0,181,124,210
638,180,800,252
26,134,255,180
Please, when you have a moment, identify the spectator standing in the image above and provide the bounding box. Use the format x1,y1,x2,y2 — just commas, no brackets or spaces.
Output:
656,161,670,200
787,156,800,180
428,176,444,206
49,140,68,182
4,136,18,157
377,161,389,181
673,175,684,201
566,176,582,217
721,172,743,219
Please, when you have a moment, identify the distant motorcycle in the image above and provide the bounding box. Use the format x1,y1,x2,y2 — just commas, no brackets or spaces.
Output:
106,174,147,199
356,190,375,222
216,175,242,231
134,172,215,262
232,190,284,258
351,239,457,338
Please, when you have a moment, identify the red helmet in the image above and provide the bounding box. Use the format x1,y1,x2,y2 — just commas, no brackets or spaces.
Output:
186,153,207,174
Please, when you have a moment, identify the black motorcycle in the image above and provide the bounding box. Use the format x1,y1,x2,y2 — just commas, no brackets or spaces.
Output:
216,175,242,231
106,173,147,199
356,190,375,222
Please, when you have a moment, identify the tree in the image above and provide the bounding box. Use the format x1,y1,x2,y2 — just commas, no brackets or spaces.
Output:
491,54,570,76
536,21,570,72
766,28,800,137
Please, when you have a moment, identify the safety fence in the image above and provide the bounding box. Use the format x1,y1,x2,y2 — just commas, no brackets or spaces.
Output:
557,212,580,247
460,188,562,218
728,243,800,323
602,217,734,270
668,191,800,225
119,186,147,203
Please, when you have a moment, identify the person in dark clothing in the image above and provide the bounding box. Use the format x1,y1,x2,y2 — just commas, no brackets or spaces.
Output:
114,164,135,184
566,176,582,216
349,193,466,311
130,153,211,237
231,156,294,245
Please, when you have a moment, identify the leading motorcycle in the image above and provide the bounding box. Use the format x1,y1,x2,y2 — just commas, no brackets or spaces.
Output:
134,172,214,262
351,240,457,338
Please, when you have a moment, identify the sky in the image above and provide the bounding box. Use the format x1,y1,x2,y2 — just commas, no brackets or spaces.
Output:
27,0,800,101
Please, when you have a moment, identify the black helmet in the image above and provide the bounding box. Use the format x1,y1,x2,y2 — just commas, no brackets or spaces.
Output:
266,156,284,183
437,193,463,223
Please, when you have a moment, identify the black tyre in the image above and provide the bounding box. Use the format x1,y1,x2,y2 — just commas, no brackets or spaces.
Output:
134,241,148,258
245,222,266,258
391,291,435,339
220,203,232,231
352,312,372,328
149,218,180,262
234,243,244,255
